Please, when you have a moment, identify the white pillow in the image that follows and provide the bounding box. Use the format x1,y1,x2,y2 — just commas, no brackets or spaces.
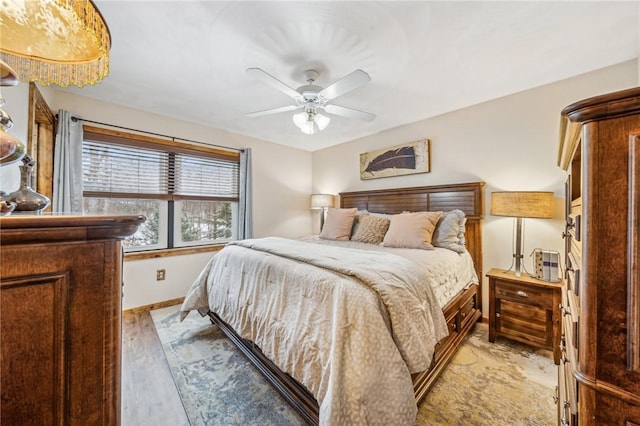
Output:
432,209,467,253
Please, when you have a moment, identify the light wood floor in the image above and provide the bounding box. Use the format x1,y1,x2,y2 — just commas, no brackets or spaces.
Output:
122,309,189,425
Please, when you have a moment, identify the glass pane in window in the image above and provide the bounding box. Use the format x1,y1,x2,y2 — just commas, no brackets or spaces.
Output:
83,198,168,251
175,200,236,247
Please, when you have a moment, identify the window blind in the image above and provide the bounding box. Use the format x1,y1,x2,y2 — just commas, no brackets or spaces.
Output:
82,139,239,200
83,141,169,195
174,152,239,198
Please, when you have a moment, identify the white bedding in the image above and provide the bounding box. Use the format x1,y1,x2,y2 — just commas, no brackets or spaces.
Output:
180,236,478,425
299,235,479,308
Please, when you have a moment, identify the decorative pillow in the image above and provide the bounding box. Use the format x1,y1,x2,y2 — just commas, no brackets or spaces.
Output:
319,208,358,241
382,211,442,250
350,210,369,237
351,214,390,244
432,209,467,253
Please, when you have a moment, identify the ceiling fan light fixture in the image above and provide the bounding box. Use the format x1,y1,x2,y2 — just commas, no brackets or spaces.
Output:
300,121,316,135
292,109,328,135
292,111,316,134
293,110,308,128
315,113,330,131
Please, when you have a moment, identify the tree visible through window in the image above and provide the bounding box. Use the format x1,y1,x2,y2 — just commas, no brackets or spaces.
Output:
81,126,240,251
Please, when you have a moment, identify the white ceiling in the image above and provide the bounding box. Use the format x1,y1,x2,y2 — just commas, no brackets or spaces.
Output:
61,1,639,152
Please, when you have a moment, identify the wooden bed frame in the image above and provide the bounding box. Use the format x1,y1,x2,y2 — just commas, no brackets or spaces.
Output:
208,181,485,424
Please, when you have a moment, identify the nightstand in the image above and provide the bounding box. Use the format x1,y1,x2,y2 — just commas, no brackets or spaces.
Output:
486,268,561,364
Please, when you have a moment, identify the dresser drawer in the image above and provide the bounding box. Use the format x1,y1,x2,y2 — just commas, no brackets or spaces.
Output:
558,352,578,426
494,280,554,309
561,287,579,354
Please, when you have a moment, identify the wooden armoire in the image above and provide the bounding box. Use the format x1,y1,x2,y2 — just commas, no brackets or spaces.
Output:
557,87,640,425
0,214,144,425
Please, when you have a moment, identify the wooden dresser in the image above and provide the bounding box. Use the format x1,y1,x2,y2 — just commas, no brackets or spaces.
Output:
0,214,144,426
557,87,640,425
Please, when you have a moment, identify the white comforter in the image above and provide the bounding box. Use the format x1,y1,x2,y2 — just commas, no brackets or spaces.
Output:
180,237,471,425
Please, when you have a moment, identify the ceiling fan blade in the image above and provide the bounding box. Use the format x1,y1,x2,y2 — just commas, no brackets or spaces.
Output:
246,104,301,118
324,104,375,122
246,68,301,100
319,69,371,101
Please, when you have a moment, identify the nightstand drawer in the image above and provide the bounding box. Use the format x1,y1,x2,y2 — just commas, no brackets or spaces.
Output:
496,299,550,346
494,281,553,309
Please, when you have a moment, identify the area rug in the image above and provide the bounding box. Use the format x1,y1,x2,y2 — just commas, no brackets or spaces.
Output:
151,306,556,426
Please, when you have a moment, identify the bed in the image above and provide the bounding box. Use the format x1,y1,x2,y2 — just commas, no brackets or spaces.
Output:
180,182,484,425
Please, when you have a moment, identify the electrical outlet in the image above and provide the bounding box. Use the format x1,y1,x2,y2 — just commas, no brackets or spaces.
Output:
156,269,166,281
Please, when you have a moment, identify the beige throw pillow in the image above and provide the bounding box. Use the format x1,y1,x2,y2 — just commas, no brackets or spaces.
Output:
319,208,357,241
351,214,390,244
382,211,442,249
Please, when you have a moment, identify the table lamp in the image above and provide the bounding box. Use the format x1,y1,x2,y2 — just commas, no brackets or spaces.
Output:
491,191,554,277
310,194,334,231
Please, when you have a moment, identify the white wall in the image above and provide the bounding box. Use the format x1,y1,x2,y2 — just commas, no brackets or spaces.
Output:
311,60,638,315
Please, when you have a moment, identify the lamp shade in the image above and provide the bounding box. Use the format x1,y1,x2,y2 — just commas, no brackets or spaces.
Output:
310,194,334,209
0,0,111,87
315,113,330,131
490,191,554,219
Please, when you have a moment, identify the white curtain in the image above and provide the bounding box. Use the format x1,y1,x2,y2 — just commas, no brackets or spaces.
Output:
238,148,253,239
52,110,83,213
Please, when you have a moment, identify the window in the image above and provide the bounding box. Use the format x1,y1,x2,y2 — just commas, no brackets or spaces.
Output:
81,126,240,252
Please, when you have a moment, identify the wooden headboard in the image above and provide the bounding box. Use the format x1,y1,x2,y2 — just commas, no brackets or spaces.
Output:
339,182,485,282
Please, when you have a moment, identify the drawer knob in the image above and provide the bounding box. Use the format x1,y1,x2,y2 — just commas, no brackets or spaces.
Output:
516,290,528,297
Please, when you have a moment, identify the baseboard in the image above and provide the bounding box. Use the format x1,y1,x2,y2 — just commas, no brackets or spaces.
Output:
123,297,185,314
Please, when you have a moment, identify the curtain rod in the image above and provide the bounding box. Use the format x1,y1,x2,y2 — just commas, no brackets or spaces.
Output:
65,115,244,153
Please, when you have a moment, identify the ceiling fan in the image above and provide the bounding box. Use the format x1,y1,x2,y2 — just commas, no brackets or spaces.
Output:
246,67,375,134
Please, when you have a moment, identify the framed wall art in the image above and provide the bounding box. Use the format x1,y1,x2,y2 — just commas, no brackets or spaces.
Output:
359,139,430,180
